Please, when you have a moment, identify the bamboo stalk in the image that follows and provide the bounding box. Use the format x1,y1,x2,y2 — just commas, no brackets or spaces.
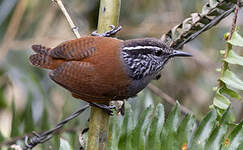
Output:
87,0,121,150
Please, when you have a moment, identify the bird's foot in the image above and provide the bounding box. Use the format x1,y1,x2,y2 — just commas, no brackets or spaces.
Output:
89,102,116,115
118,102,125,115
91,25,122,37
110,100,125,115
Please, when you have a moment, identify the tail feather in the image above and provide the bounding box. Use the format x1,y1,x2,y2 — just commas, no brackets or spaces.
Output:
29,54,42,67
30,45,64,69
32,45,51,55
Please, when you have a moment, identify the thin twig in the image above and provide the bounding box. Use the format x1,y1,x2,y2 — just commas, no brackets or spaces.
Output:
147,83,193,115
228,0,240,40
52,0,81,38
23,105,89,150
0,126,80,147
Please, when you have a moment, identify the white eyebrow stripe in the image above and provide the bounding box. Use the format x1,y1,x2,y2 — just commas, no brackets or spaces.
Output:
123,46,162,51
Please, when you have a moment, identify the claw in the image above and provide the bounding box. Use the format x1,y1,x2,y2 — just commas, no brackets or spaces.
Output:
109,25,115,29
89,102,116,115
91,25,122,37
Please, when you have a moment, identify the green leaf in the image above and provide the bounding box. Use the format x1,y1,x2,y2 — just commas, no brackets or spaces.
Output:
10,100,20,137
228,31,243,47
176,114,197,149
131,105,153,150
226,121,243,150
220,69,243,90
41,107,50,131
225,50,243,66
23,93,35,133
61,133,75,150
146,104,165,150
213,89,231,110
205,123,227,150
108,113,120,150
161,102,181,150
190,110,217,150
0,131,4,142
0,86,7,108
220,87,241,100
237,142,243,150
205,107,230,150
59,138,72,150
111,103,243,150
118,102,134,150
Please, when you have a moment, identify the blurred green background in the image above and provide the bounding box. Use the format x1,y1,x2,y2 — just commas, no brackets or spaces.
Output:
0,0,243,149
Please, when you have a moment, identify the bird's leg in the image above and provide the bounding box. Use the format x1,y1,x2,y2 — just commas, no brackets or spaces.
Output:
91,25,122,37
89,102,116,115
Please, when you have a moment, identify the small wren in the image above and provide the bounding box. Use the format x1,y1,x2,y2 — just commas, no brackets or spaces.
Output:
29,26,191,113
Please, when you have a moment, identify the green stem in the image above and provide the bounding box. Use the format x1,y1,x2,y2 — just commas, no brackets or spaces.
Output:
218,36,232,89
87,0,121,150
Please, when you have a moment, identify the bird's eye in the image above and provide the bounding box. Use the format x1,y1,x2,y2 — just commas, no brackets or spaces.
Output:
155,50,163,56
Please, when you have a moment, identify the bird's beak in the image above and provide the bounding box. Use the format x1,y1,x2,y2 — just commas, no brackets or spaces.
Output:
170,50,192,57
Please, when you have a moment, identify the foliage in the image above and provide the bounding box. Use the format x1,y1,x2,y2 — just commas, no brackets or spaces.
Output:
162,0,241,49
104,102,243,150
59,138,72,150
212,30,243,117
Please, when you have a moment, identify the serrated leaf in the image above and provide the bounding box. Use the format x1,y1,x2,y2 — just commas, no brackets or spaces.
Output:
161,102,181,150
10,100,20,137
228,125,243,150
118,102,134,150
176,114,197,149
205,107,230,150
190,110,217,150
221,120,243,150
59,138,72,150
225,50,243,66
220,87,241,100
131,105,153,150
213,89,231,110
228,31,243,47
220,69,243,90
205,124,227,150
146,104,165,150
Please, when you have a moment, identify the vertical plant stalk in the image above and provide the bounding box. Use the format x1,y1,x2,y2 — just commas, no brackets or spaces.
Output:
87,0,121,150
218,0,240,89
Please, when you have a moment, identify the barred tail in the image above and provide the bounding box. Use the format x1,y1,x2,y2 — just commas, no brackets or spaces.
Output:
31,45,50,55
29,45,63,70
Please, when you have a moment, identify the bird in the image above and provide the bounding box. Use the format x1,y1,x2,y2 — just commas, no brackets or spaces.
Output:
29,26,191,113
